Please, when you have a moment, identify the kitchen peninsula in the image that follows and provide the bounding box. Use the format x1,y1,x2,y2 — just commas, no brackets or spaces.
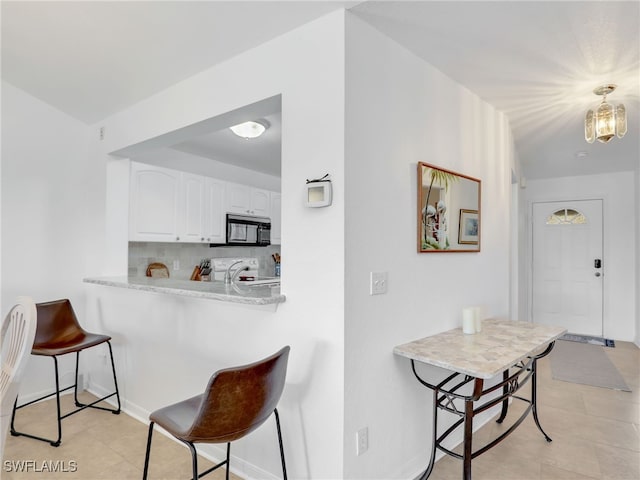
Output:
83,276,285,305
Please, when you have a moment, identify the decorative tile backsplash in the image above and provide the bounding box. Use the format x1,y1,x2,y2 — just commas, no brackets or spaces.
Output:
129,242,281,280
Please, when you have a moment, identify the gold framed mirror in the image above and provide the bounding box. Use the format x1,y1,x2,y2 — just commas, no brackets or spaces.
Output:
417,162,481,252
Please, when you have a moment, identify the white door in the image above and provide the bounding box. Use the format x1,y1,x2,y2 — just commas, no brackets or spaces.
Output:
531,199,603,336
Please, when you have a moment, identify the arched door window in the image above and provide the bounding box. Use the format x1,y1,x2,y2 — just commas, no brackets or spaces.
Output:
545,208,587,225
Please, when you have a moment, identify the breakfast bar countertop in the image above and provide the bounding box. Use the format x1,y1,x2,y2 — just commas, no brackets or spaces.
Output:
394,318,567,379
83,276,286,305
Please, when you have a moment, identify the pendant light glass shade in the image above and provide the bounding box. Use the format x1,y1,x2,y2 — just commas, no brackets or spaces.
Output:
584,85,627,144
585,109,595,143
616,104,627,138
595,100,615,143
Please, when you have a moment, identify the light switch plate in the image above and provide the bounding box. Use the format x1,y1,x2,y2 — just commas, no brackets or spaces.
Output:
370,272,388,295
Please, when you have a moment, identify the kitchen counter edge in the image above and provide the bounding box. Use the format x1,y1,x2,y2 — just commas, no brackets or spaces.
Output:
83,276,286,305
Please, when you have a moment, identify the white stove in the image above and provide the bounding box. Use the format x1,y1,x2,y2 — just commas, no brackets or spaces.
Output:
211,257,260,282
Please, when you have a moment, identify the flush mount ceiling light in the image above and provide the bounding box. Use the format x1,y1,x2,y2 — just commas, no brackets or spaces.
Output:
229,120,269,139
585,84,627,144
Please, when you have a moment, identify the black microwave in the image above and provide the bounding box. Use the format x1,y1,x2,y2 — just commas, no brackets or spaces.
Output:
225,213,271,246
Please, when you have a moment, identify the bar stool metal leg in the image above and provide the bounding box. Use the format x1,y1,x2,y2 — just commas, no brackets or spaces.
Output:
11,342,121,446
142,422,154,480
74,342,121,414
273,408,288,480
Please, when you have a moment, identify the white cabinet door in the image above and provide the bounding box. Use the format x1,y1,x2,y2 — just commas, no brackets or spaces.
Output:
180,173,207,243
270,192,282,245
251,189,271,217
129,163,180,241
226,183,271,217
204,178,226,244
225,182,252,215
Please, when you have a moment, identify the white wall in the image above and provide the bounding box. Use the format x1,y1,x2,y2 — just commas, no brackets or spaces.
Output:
86,11,346,479
1,80,103,397
344,15,514,479
523,171,636,342
635,167,640,347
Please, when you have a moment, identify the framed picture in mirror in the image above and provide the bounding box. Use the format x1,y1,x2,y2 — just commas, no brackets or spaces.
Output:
458,209,479,245
417,162,481,252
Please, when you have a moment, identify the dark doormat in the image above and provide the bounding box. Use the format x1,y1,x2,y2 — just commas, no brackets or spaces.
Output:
560,333,615,347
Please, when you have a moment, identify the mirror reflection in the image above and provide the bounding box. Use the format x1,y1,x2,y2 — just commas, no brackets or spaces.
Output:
418,162,481,252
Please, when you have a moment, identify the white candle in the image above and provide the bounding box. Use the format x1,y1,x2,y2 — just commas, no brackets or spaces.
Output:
462,307,476,334
474,307,482,333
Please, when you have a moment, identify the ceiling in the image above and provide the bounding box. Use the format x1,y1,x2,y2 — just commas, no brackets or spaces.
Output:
2,1,638,180
350,1,640,180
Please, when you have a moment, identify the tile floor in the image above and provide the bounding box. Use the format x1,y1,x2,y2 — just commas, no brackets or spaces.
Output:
433,340,640,480
3,393,239,480
2,341,639,479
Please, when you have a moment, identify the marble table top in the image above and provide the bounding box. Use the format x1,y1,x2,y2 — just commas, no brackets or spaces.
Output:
394,318,567,379
83,276,286,305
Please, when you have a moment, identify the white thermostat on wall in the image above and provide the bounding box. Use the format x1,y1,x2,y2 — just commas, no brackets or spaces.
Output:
305,174,332,207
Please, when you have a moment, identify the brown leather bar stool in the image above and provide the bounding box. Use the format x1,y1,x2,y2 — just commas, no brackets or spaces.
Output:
143,346,290,480
11,298,121,446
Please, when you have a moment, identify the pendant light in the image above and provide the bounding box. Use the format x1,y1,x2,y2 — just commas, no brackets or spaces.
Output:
229,120,269,139
585,84,627,144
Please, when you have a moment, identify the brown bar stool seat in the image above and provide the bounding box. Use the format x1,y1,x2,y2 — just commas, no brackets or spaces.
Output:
143,346,290,480
11,299,121,446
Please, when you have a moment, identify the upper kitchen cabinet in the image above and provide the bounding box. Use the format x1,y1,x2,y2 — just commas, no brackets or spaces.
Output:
130,162,222,243
203,178,226,244
180,172,207,243
130,162,278,244
129,162,180,242
226,182,271,217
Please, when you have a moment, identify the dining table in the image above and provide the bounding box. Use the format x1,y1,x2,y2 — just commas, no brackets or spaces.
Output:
393,318,567,480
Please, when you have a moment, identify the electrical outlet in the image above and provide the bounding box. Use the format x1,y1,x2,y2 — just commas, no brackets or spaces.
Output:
356,427,369,455
369,272,388,295
173,259,180,270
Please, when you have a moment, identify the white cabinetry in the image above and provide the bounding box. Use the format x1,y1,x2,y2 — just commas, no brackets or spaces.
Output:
180,173,207,243
251,188,271,217
129,162,181,242
203,178,226,244
226,183,271,217
130,163,223,243
130,162,279,244
270,193,282,245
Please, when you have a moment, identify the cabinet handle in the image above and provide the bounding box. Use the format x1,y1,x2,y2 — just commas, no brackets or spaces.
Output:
201,237,205,241
176,236,180,241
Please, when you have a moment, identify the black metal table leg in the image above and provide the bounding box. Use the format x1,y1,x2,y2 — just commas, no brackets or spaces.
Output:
531,356,552,442
531,342,555,442
418,388,439,480
462,398,474,480
495,369,509,424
